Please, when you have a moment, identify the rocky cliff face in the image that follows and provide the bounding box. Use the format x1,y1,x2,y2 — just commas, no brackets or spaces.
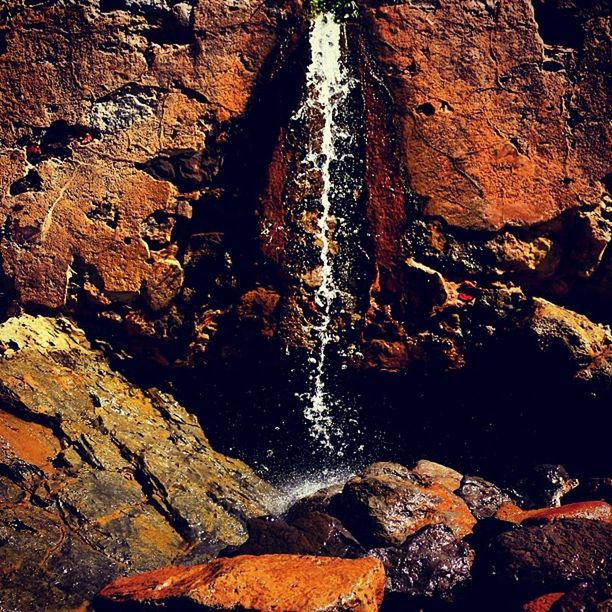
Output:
0,0,610,607
1,0,608,371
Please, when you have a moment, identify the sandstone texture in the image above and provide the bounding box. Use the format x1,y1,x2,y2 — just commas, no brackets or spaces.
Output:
0,314,276,610
362,0,607,231
97,554,386,611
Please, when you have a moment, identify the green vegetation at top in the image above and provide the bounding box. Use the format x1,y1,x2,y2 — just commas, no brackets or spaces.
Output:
307,0,360,21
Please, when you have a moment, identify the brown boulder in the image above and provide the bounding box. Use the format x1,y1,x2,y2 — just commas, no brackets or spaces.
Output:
330,462,476,547
224,512,364,559
97,554,386,611
529,298,612,374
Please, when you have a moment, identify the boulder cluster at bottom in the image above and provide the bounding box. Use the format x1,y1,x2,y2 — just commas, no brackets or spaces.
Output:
94,460,612,611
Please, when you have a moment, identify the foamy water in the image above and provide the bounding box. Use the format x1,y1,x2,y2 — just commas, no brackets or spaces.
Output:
295,13,356,451
272,465,357,515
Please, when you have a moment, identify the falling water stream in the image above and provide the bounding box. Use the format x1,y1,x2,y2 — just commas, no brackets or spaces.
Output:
296,13,359,452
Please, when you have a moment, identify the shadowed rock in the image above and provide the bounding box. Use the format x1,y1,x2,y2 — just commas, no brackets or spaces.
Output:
488,519,612,594
223,512,364,559
369,524,474,603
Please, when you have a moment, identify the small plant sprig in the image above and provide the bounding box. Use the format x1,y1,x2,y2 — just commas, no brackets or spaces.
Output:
307,0,359,21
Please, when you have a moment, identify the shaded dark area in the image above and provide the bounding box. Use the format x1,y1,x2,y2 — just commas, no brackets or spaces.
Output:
165,317,610,485
9,169,42,196
531,0,585,48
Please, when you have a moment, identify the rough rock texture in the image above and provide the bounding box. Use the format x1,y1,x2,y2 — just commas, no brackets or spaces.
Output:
329,462,476,546
0,0,609,482
362,0,606,231
0,0,302,365
0,314,276,610
369,524,474,603
488,519,612,594
96,554,386,611
458,475,511,520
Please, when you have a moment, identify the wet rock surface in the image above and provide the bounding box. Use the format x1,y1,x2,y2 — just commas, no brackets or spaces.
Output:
458,475,511,520
0,314,276,610
96,554,387,611
368,524,474,602
328,462,476,546
169,460,612,610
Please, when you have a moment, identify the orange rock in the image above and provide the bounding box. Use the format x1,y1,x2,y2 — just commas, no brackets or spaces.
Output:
363,0,605,231
522,592,564,612
0,408,61,474
98,555,386,611
496,502,528,523
497,501,612,525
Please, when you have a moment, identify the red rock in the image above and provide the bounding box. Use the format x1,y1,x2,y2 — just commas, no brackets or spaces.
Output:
522,592,564,612
98,555,386,611
362,0,605,231
497,501,612,524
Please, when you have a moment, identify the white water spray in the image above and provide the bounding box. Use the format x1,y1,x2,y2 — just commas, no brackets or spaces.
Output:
296,13,355,450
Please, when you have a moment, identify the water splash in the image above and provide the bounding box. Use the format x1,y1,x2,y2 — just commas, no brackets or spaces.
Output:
295,13,357,451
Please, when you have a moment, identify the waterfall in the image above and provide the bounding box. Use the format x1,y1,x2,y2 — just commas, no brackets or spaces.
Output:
295,12,357,452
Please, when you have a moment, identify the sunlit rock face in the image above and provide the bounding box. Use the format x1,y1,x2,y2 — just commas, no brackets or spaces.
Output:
0,314,278,610
361,0,607,231
0,0,301,356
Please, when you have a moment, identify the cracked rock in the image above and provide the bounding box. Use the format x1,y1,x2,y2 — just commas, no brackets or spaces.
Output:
0,314,276,610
